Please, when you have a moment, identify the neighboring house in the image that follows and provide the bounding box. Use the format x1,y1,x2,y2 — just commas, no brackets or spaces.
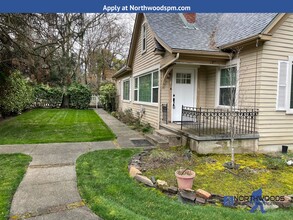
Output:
113,13,293,153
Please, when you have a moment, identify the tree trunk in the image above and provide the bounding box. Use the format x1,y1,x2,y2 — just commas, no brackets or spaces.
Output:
61,94,70,108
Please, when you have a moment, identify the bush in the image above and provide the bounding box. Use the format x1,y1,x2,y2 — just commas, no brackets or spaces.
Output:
68,83,91,109
99,82,116,111
34,84,63,108
0,71,34,116
112,109,153,134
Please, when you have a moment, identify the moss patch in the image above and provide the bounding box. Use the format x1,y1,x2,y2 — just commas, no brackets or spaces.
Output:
143,147,293,196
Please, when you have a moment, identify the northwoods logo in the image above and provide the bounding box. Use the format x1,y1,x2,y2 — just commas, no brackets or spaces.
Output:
224,188,285,214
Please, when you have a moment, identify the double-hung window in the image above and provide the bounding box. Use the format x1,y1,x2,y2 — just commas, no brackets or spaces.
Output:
218,66,237,106
134,70,159,103
276,57,293,113
122,79,130,101
141,23,147,53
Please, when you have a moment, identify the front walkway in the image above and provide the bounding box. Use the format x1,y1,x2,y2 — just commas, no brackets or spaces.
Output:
0,108,148,220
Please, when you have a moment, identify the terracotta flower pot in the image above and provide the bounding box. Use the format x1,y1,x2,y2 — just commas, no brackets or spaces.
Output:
175,169,195,190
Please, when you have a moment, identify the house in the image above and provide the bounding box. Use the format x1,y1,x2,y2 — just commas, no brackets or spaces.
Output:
113,13,293,154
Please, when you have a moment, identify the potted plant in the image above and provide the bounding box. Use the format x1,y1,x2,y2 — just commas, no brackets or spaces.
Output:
175,168,195,190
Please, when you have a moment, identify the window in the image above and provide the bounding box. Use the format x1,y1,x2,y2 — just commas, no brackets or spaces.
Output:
219,67,237,106
176,73,191,84
141,23,147,53
134,78,138,101
122,79,130,101
277,58,293,113
134,70,159,103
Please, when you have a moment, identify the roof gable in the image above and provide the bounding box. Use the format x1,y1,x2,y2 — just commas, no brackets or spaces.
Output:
145,13,278,51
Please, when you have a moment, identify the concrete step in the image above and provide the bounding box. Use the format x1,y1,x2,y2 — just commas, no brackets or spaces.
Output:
154,129,182,147
145,134,169,148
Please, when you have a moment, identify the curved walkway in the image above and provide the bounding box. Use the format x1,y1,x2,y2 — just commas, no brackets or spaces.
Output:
0,109,149,220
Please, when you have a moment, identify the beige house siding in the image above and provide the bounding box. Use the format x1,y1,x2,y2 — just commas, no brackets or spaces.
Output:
237,47,262,110
160,71,172,122
197,67,207,107
205,66,217,108
132,16,160,76
257,14,293,150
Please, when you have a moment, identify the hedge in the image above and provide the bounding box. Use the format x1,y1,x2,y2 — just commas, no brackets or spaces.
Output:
68,83,91,109
0,71,34,116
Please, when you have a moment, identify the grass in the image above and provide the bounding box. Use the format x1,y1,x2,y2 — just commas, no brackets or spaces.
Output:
144,148,293,196
76,149,293,220
0,109,115,145
0,154,32,220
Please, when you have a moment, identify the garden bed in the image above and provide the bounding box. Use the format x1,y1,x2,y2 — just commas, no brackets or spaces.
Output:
129,147,293,210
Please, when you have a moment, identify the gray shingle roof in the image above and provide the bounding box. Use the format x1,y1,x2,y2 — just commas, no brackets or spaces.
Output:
145,13,278,51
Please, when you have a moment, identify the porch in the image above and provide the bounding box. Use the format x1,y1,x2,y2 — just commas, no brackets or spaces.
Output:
160,105,259,154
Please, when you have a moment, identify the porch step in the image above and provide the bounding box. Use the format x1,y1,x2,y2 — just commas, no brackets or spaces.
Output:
145,134,169,148
154,129,182,147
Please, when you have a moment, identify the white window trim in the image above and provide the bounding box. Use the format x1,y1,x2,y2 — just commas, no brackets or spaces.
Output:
286,56,293,114
141,22,147,54
122,77,131,102
133,69,159,105
215,59,239,108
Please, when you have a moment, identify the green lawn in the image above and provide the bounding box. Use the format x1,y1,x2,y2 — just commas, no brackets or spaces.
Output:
76,149,292,220
0,154,32,220
0,109,115,145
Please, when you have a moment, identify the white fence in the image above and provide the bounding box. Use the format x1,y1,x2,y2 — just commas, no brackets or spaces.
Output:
90,95,99,108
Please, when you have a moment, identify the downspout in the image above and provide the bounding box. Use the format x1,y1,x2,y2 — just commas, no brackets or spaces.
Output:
159,53,180,128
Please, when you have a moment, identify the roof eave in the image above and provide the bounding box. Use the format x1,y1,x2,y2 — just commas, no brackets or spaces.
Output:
172,49,230,59
112,66,132,79
218,34,272,50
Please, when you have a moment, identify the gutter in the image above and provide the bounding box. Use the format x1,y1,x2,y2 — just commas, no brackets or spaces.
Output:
219,34,272,50
112,66,132,79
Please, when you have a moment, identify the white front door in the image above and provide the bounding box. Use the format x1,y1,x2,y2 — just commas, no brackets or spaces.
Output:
172,68,196,122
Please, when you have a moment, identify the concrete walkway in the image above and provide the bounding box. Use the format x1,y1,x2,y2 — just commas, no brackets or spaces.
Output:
0,108,148,220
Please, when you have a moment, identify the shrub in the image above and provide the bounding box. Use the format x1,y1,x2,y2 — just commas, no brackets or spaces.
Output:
99,82,116,111
68,83,91,109
34,84,63,108
0,71,34,116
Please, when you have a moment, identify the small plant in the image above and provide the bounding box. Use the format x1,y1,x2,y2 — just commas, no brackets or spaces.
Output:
262,156,286,170
149,149,175,162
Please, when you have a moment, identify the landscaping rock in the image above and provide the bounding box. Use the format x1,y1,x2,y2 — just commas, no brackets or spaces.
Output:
179,189,196,202
129,163,141,170
134,175,154,187
196,189,212,199
129,166,142,178
211,194,224,201
264,203,279,210
150,176,156,184
274,196,292,208
167,186,178,194
195,197,206,204
206,199,218,204
285,195,292,202
157,180,168,189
